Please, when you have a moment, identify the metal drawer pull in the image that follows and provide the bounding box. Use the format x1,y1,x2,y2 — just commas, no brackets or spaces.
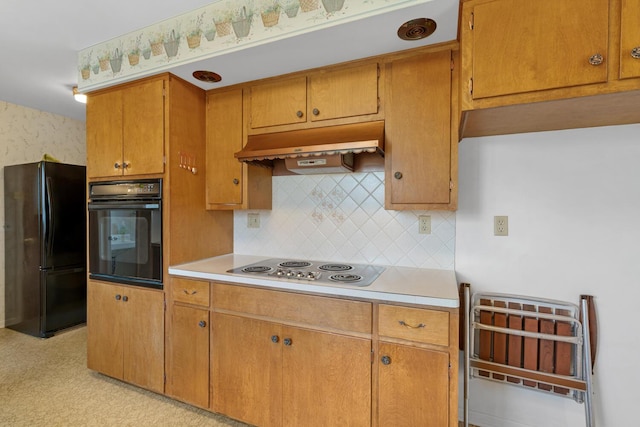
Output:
183,289,197,295
271,335,279,343
398,320,426,329
632,47,640,59
283,338,292,346
588,53,604,66
381,355,391,365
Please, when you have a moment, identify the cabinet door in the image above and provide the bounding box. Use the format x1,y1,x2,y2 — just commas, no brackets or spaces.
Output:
122,78,165,175
249,76,307,128
282,327,371,427
470,0,608,98
378,342,449,427
206,89,244,207
386,50,452,207
620,0,640,79
167,304,210,408
123,286,165,393
86,90,123,179
211,313,283,427
87,281,124,379
309,63,379,122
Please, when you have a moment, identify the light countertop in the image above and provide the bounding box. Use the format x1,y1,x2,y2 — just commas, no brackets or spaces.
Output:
169,254,459,308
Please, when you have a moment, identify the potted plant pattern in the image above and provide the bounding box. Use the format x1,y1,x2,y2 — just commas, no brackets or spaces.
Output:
149,33,164,56
282,0,300,18
98,52,110,71
260,1,281,28
163,29,180,58
128,34,143,66
299,0,319,13
80,51,91,79
110,48,123,73
213,9,234,37
187,12,205,49
232,5,254,39
321,0,345,13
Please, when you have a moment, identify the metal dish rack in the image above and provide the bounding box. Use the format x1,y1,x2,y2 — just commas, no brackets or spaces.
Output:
461,284,596,427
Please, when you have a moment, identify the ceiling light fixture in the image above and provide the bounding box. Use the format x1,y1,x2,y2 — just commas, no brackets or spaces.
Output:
72,86,87,104
193,70,222,83
397,18,437,41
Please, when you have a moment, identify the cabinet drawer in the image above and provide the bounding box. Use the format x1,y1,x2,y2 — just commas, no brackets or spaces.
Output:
378,304,449,346
171,278,210,307
211,283,372,334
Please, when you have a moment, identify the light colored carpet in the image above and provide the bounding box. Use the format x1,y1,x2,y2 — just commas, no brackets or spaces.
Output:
0,326,250,427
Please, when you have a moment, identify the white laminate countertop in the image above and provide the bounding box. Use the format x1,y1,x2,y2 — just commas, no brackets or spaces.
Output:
169,254,459,308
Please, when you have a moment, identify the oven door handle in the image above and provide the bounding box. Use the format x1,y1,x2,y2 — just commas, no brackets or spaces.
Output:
88,202,160,210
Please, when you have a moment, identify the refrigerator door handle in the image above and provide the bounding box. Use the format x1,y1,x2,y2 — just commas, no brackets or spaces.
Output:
44,176,55,258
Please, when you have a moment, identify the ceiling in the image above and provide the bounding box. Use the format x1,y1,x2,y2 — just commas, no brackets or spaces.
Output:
0,0,459,123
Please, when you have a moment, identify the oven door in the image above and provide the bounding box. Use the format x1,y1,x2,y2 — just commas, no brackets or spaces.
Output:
88,200,162,288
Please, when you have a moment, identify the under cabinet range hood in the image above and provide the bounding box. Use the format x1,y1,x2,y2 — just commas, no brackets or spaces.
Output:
235,121,384,171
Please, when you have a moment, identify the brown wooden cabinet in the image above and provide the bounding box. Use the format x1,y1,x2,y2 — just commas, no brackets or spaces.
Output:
376,304,458,427
465,0,608,100
86,76,165,178
205,88,272,210
247,62,380,130
620,0,640,79
166,277,210,408
385,49,456,210
459,0,640,137
210,283,372,427
87,280,164,393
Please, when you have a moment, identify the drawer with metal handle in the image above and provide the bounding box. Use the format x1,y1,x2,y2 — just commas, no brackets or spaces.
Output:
171,277,210,307
378,304,449,347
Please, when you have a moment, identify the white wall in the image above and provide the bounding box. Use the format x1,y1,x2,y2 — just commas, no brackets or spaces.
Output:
0,101,86,328
456,123,640,427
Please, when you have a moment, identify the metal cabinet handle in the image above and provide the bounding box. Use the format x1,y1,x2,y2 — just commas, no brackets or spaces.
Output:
394,171,403,180
588,53,604,66
271,335,280,343
232,178,239,185
198,320,207,328
183,289,197,295
283,338,292,346
122,295,129,302
312,108,320,116
399,320,426,329
631,47,640,59
123,162,130,169
296,110,303,118
115,294,122,301
381,355,391,365
114,162,121,169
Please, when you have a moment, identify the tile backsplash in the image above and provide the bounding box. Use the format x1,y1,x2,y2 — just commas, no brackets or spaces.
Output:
234,172,455,269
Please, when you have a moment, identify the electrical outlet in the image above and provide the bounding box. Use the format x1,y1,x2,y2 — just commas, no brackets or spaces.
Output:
418,215,431,234
247,213,260,228
494,215,508,236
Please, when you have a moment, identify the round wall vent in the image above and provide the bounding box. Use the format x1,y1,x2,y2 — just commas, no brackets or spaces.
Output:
397,18,437,41
193,70,222,83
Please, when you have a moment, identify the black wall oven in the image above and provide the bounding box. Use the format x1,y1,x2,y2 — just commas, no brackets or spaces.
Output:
88,179,162,289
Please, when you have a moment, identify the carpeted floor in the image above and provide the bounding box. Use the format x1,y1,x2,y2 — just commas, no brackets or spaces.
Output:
0,326,249,427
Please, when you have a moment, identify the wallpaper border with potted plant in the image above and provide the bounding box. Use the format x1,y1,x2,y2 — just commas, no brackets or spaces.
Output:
78,0,431,91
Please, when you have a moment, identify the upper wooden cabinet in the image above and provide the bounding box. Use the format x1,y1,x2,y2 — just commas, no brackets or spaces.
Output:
620,0,640,79
460,0,640,137
205,88,272,210
385,49,456,210
247,62,380,130
86,76,165,178
466,0,609,100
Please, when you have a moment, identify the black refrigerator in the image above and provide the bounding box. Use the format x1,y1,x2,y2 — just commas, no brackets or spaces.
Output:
4,161,87,338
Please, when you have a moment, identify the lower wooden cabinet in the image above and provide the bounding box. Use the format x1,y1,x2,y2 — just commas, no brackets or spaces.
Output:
87,280,164,393
211,312,371,427
377,342,450,426
166,304,210,408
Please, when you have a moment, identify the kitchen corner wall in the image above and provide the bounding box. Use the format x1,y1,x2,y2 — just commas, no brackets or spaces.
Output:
456,123,640,427
0,101,86,328
234,171,456,269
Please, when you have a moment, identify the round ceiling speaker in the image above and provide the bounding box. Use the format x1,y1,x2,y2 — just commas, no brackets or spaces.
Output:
193,70,222,83
397,18,437,41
